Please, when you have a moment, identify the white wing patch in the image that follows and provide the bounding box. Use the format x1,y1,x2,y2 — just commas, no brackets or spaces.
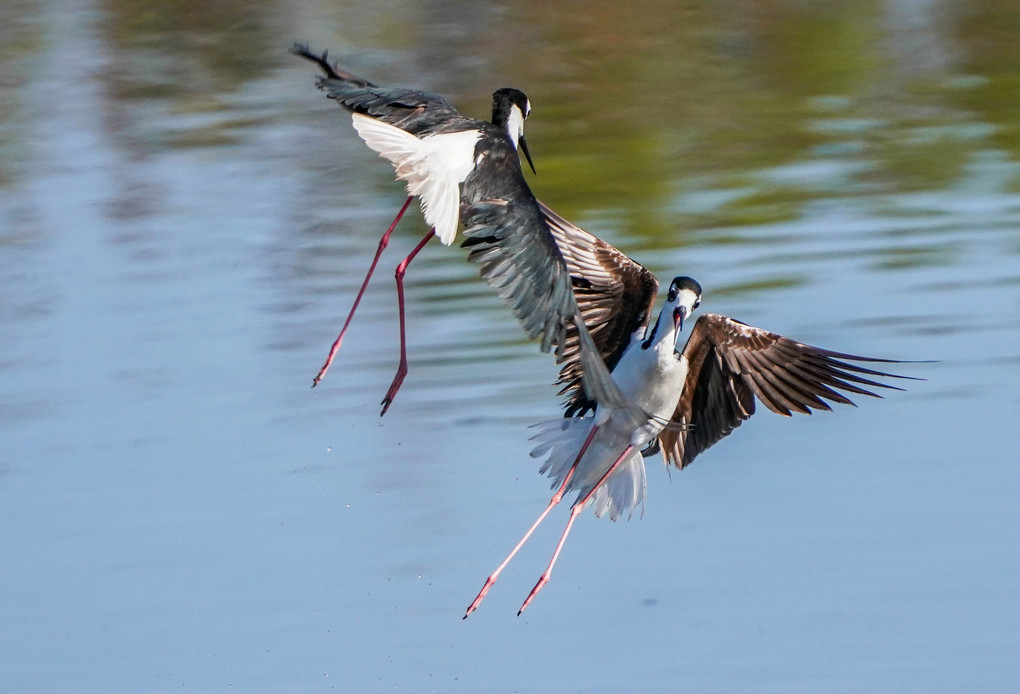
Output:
351,113,480,245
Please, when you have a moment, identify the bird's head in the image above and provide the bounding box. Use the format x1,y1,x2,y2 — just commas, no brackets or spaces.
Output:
491,87,535,174
667,276,702,333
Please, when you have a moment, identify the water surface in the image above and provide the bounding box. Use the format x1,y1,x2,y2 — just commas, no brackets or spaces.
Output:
1,1,1018,692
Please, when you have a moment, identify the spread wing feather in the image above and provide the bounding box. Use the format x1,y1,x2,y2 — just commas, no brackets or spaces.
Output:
535,202,659,416
291,43,461,134
351,114,479,244
659,314,914,469
294,43,644,416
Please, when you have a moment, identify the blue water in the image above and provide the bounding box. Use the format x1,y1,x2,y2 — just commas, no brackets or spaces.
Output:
1,2,1017,692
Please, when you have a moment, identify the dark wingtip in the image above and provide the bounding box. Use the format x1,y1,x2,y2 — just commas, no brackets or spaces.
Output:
290,42,341,80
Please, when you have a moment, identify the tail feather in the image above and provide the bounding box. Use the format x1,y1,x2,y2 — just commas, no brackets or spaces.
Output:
529,418,590,491
590,450,646,521
529,418,647,521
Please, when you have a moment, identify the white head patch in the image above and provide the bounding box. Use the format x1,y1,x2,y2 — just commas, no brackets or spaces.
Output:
506,105,526,150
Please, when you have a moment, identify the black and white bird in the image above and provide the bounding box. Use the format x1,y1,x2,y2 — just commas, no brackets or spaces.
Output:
293,44,554,414
465,257,915,616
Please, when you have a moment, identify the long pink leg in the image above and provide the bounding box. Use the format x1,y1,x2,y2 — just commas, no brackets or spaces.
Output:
463,424,601,618
379,227,436,416
312,196,415,387
517,443,635,616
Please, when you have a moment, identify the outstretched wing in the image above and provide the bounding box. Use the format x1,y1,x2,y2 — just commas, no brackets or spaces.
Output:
291,43,461,135
461,196,574,356
295,43,642,417
659,313,915,469
459,157,641,417
536,202,659,416
293,44,496,245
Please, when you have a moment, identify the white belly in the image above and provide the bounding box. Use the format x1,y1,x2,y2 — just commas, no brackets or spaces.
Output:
611,346,688,428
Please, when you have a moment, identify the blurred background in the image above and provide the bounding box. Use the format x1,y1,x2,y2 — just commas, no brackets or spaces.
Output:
1,0,1018,692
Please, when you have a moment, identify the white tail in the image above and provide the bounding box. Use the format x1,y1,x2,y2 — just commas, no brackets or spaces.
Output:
530,418,647,521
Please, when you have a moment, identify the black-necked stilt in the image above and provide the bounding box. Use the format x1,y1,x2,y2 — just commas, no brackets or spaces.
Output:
465,274,916,616
293,44,551,414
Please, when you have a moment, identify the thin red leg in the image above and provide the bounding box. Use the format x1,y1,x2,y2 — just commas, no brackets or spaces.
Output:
517,443,635,616
378,228,436,416
463,424,601,618
312,196,415,387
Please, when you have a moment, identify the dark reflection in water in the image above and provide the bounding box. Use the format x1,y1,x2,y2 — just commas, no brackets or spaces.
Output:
98,0,287,151
1,1,1019,693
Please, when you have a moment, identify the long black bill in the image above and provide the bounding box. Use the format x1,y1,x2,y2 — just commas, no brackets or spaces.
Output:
519,136,536,175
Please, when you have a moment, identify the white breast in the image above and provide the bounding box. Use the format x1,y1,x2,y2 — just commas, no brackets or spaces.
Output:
611,346,687,425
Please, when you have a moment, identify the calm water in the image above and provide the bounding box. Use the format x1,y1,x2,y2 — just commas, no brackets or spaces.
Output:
1,1,1018,692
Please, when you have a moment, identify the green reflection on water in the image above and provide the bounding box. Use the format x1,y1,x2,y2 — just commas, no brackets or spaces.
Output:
469,0,1020,256
0,0,43,189
712,275,808,297
949,1,1020,169
7,0,1019,265
102,0,277,89
872,244,957,271
98,0,281,152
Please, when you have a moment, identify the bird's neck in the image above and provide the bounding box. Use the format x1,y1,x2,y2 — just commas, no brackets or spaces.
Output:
642,309,678,357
